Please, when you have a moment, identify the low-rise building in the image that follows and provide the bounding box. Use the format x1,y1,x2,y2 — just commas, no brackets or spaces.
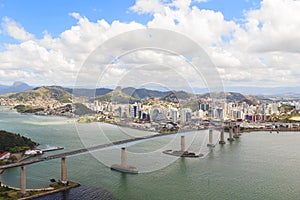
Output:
0,152,11,160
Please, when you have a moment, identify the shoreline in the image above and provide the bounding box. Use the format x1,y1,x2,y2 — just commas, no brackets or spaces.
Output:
240,127,300,133
19,181,80,200
4,106,300,134
0,181,80,200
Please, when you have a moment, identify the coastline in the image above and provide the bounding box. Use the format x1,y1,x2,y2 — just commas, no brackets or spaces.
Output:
240,127,300,133
18,181,80,200
5,106,300,134
0,181,80,200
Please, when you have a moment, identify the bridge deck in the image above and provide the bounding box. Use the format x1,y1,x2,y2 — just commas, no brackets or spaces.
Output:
0,132,181,169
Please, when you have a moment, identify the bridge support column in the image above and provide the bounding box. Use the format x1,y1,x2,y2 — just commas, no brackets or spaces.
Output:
20,165,27,195
121,147,127,167
181,136,186,152
61,157,67,185
111,147,138,173
228,127,235,142
237,125,242,136
219,128,226,144
233,126,240,139
207,129,215,147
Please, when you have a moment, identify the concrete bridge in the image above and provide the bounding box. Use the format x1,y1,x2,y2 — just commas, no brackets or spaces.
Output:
0,123,241,196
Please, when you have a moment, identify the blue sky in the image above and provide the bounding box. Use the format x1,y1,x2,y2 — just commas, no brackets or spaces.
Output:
0,0,299,88
0,0,260,41
0,0,146,40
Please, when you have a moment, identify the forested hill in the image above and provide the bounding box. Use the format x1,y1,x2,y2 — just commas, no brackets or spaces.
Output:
0,130,37,153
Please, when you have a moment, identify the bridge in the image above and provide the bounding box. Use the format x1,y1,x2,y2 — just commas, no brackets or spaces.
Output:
0,123,241,196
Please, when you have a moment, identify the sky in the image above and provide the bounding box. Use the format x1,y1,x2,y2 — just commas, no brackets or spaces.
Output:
0,0,299,90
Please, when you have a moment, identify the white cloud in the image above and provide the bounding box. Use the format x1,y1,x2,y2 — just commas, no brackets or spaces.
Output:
0,0,299,89
233,0,300,53
1,17,35,41
130,0,165,14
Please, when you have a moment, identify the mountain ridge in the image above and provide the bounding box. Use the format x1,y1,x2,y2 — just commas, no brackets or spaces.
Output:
0,82,33,94
1,84,299,104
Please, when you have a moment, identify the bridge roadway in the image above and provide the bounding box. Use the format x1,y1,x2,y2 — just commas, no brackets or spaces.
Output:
0,131,183,170
0,124,228,170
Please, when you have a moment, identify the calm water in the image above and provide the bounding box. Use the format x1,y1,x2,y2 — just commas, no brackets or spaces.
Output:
1,108,300,200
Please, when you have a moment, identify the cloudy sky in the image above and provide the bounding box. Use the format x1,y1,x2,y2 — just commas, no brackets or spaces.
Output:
0,0,299,90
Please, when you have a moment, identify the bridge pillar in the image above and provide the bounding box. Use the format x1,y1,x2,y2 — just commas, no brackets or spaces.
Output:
121,147,127,167
181,136,186,152
227,126,235,142
237,125,242,136
20,165,27,195
219,128,226,144
233,126,240,138
111,147,138,173
61,157,67,185
207,129,215,147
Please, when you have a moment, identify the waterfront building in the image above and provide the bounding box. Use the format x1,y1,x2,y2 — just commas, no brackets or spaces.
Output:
0,152,11,160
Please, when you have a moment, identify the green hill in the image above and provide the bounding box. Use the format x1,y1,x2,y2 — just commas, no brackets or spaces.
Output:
161,91,194,102
122,87,170,99
95,89,139,104
0,130,37,153
6,86,72,103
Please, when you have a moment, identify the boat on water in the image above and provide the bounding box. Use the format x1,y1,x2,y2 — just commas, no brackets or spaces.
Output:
41,146,64,152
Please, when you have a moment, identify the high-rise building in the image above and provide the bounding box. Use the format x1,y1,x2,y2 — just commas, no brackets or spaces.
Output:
200,103,210,111
214,108,224,119
170,108,178,123
180,108,192,124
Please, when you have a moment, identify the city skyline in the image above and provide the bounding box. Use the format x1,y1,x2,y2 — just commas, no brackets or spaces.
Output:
0,0,299,89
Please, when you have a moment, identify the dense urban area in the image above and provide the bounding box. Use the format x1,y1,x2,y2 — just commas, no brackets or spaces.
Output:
1,85,300,133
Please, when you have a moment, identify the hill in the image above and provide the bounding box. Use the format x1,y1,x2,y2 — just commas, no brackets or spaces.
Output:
63,87,112,97
0,130,37,153
122,87,170,99
5,86,72,103
73,103,95,116
198,92,246,101
95,88,139,104
161,91,193,103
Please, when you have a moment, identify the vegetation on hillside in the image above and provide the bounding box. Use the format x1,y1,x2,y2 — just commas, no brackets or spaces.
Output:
95,90,138,104
13,105,44,113
7,86,72,103
73,103,95,116
0,130,37,153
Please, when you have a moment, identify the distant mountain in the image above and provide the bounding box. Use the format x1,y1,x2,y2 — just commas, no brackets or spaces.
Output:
4,84,300,106
197,92,258,105
224,86,300,95
161,91,194,103
64,88,112,97
122,87,170,99
95,88,139,104
0,81,33,94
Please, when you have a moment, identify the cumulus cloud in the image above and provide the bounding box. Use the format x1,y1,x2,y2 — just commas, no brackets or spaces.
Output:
130,0,165,14
232,0,300,53
0,0,299,89
1,17,35,41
